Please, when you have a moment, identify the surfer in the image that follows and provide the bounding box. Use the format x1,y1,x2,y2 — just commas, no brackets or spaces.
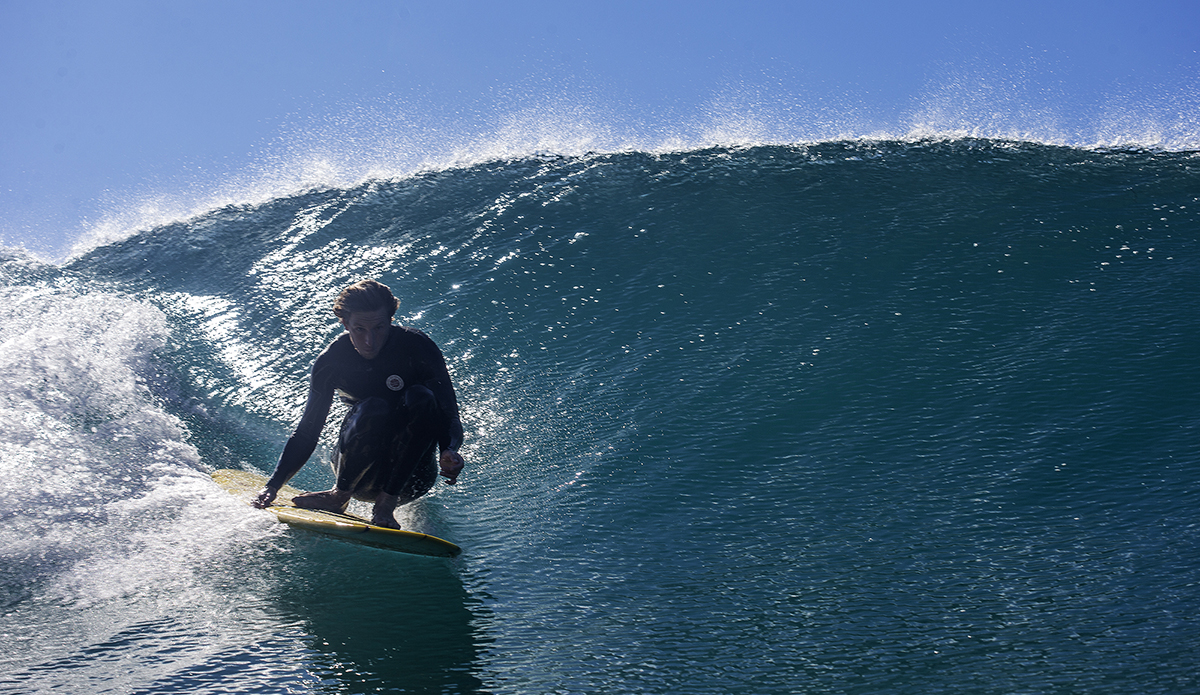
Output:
252,279,465,529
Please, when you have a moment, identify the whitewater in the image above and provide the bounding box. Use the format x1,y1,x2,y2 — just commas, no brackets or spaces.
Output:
0,135,1197,693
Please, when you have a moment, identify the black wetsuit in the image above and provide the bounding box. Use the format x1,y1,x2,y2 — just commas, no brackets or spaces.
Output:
265,325,463,502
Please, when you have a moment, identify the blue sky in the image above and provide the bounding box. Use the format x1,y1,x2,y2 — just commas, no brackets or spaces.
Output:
2,0,1198,257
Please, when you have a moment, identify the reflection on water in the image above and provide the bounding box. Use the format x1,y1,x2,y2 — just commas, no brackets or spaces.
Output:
266,532,489,694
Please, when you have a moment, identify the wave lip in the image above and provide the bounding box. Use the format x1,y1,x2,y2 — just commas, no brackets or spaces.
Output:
63,72,1199,261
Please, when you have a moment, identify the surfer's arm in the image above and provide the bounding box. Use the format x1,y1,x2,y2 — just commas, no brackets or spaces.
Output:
426,375,465,484
254,365,335,507
414,333,464,452
418,336,465,482
431,381,464,452
263,427,323,488
434,390,465,484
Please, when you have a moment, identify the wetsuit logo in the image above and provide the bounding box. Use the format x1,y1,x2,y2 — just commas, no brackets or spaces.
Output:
386,375,405,391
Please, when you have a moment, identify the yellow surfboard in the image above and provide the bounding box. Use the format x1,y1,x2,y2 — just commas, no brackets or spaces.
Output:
212,469,462,558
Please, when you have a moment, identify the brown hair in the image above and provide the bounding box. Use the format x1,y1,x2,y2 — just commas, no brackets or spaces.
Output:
333,279,399,320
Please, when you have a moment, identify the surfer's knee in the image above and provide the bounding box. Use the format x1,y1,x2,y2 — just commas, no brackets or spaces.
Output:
340,397,392,439
404,385,436,413
353,396,392,420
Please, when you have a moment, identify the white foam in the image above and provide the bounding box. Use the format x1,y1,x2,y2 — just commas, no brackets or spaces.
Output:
0,284,275,607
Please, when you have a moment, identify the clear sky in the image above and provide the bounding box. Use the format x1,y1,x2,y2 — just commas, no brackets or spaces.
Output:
2,0,1198,257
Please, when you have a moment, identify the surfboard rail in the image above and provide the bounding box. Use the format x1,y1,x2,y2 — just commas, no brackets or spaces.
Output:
212,469,462,558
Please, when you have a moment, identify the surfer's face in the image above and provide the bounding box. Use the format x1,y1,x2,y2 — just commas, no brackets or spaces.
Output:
341,308,392,360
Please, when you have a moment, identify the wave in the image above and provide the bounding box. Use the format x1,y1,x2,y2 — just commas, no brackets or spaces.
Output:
65,69,1200,260
2,140,1196,692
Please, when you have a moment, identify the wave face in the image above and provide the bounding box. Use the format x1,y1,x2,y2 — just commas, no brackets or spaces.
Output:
2,140,1198,693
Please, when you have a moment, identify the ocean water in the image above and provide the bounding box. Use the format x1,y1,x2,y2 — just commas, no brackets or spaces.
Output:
0,139,1197,693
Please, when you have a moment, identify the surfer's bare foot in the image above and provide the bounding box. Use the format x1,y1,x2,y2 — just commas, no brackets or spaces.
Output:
292,488,352,513
371,492,401,529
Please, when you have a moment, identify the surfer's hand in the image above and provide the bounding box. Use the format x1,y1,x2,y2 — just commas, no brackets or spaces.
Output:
439,450,464,484
253,486,278,508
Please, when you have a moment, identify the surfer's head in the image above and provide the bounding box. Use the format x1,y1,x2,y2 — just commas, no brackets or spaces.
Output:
335,280,398,360
334,279,399,320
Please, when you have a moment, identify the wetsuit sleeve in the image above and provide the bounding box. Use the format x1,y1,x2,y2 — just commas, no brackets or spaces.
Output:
264,360,336,490
432,378,464,453
418,335,464,452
